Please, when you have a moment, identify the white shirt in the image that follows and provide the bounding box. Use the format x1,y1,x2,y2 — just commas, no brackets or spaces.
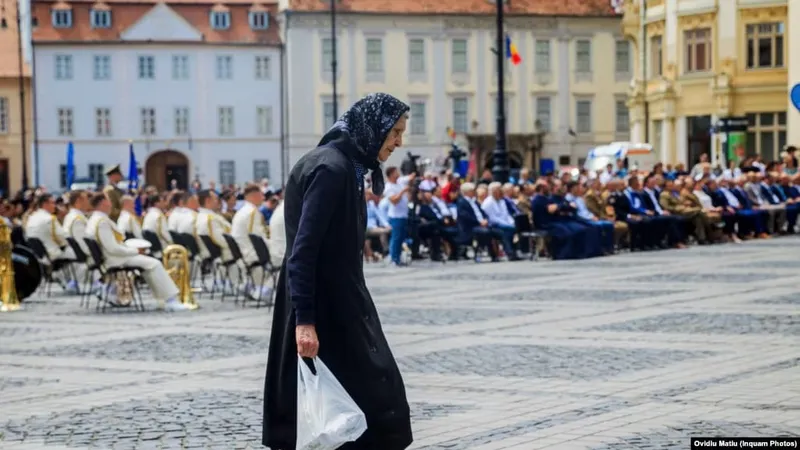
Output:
86,211,138,262
599,171,613,185
267,202,286,266
167,207,185,232
383,176,410,219
231,201,267,264
117,210,143,239
142,207,171,248
481,196,514,227
693,189,714,210
197,207,231,256
63,208,89,255
25,209,68,260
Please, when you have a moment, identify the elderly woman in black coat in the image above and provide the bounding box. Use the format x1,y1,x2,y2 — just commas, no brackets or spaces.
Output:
263,93,413,450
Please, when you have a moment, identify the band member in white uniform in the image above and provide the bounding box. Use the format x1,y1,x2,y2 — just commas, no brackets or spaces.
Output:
231,184,272,299
24,193,78,292
62,190,96,291
86,192,188,311
197,189,238,290
142,193,172,252
117,196,143,239
167,191,186,233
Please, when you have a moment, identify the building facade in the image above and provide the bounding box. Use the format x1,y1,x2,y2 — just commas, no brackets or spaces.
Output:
622,0,793,167
280,0,627,172
0,0,33,195
32,0,282,191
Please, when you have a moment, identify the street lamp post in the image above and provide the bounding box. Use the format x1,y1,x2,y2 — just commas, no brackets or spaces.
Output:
330,0,338,118
492,0,509,183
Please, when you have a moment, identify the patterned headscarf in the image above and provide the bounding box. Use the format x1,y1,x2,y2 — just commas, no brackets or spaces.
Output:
318,93,409,195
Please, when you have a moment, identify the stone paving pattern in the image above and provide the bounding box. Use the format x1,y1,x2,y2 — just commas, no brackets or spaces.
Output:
1,237,799,449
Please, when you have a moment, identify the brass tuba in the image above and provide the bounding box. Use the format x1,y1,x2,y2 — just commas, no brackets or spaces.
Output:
163,244,198,310
0,221,20,312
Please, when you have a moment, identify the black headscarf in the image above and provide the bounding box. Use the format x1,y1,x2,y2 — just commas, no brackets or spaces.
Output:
317,93,409,195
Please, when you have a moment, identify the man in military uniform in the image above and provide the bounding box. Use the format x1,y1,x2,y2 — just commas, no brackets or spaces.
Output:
660,178,708,244
585,179,628,247
103,165,125,222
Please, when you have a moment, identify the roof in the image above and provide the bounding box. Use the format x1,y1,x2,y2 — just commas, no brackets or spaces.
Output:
0,0,32,77
31,0,281,45
286,0,620,16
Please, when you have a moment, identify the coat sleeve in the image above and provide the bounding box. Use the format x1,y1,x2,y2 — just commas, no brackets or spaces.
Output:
286,164,345,326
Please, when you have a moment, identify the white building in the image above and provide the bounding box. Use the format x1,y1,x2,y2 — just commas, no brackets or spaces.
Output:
31,0,283,191
279,0,625,174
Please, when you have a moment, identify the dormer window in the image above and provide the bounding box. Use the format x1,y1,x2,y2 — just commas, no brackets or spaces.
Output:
210,10,230,30
51,10,72,28
91,9,111,28
249,11,268,30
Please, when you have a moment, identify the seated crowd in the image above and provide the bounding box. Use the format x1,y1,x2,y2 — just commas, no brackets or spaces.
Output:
365,162,800,264
5,166,287,310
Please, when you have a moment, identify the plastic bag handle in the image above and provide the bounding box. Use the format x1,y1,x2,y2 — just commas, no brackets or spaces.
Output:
297,355,320,389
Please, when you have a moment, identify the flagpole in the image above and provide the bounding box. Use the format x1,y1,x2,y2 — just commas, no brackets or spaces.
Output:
492,0,509,183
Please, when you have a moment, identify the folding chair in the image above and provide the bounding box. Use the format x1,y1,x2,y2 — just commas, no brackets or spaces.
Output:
199,234,236,301
66,237,98,306
248,234,279,309
222,234,246,304
179,232,213,293
25,237,75,296
142,230,163,256
83,237,146,312
513,214,548,261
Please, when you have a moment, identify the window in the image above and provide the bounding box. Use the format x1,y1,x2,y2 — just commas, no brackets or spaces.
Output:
90,9,111,28
615,100,629,133
575,99,592,133
366,38,383,73
218,106,234,136
746,23,784,69
451,39,468,74
650,35,663,77
0,97,7,133
409,101,426,135
57,108,73,136
55,55,73,80
575,39,592,73
255,56,271,79
452,97,468,133
51,10,72,28
535,39,551,73
322,101,335,129
249,11,269,30
59,164,67,188
558,156,571,166
535,97,551,132
256,106,273,135
210,11,230,30
409,39,425,73
88,164,105,185
138,55,155,79
746,112,786,162
684,28,712,73
321,38,333,73
140,107,156,136
219,160,235,185
216,55,233,79
615,40,630,74
174,107,189,135
253,160,270,180
95,108,111,136
93,55,111,80
172,55,189,80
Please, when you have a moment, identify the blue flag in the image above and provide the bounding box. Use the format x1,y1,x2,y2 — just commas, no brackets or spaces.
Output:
66,141,75,189
127,143,138,190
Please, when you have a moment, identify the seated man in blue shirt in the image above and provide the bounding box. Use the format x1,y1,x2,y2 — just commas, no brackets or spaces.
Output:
565,181,614,254
481,182,520,261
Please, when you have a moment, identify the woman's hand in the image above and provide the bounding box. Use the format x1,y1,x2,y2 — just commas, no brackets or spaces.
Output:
296,325,319,358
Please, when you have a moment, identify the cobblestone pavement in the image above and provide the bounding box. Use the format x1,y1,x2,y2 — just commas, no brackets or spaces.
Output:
1,237,799,449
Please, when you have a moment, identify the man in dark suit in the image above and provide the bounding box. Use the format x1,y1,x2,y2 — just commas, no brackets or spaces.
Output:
728,177,769,237
455,182,501,261
765,173,798,233
607,178,656,250
638,174,687,247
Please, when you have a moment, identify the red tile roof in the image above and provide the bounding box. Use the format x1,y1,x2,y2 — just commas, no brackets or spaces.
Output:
287,0,620,16
31,0,282,45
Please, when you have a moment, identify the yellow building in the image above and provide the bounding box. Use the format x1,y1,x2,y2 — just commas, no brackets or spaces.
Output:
622,0,794,167
0,0,32,195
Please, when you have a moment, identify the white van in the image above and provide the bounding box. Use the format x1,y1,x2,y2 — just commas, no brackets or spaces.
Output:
584,142,656,173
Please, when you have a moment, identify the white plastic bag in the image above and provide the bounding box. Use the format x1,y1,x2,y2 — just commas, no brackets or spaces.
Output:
296,356,368,450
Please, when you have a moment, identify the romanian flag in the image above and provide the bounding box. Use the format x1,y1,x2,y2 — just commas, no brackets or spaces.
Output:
446,127,457,140
505,35,521,66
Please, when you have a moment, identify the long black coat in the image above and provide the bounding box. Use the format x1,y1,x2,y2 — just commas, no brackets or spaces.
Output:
263,132,413,450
